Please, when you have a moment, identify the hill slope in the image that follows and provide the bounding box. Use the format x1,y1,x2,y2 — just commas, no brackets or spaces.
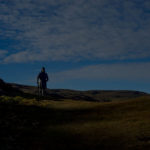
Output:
10,82,147,101
1,95,150,150
0,78,148,101
0,79,23,96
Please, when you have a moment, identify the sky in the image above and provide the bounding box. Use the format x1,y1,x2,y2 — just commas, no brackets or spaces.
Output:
0,0,150,93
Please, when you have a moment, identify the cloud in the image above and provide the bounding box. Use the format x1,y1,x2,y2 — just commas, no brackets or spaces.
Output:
0,50,8,58
52,62,150,82
0,0,150,63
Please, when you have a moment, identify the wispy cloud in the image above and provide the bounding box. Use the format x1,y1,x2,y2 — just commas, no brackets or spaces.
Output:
0,50,8,58
52,62,150,82
0,0,150,63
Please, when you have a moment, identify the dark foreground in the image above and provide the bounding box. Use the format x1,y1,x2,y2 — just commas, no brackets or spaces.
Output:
1,96,150,150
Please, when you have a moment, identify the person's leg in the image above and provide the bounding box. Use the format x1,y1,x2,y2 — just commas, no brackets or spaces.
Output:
41,89,44,96
38,88,41,96
42,82,46,97
38,81,42,96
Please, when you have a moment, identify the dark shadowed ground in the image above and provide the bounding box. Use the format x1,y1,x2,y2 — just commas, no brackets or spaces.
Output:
0,79,150,150
1,95,150,150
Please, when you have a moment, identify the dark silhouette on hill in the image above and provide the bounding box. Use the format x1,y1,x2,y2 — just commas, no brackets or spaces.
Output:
37,67,49,96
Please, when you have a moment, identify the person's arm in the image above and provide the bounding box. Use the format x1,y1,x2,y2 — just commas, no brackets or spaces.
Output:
37,73,40,84
46,73,49,82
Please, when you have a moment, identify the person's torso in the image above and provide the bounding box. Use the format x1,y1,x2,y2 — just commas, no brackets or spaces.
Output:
39,72,48,82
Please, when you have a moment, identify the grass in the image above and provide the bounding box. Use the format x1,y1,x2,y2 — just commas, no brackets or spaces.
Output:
0,96,150,150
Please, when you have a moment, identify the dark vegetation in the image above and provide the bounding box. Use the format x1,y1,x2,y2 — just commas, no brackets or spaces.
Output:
0,78,150,150
1,96,150,150
0,79,23,96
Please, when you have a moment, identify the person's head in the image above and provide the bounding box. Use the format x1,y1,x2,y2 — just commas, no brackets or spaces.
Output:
41,67,45,72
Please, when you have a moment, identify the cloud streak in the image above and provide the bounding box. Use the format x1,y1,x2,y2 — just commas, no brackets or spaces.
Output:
0,50,8,58
52,62,150,82
0,0,150,63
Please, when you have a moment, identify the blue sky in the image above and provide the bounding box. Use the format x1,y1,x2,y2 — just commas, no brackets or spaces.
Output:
0,0,150,92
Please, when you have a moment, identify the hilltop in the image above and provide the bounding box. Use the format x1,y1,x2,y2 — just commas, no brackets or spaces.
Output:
0,78,148,102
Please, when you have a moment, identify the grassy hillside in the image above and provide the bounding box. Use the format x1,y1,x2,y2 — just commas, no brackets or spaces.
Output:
0,78,147,101
10,83,147,101
1,96,150,150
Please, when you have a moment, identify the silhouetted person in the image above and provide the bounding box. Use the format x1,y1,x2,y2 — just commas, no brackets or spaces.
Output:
37,67,49,96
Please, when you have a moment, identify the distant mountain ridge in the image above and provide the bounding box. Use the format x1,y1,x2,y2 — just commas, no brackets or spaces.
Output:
7,81,148,102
